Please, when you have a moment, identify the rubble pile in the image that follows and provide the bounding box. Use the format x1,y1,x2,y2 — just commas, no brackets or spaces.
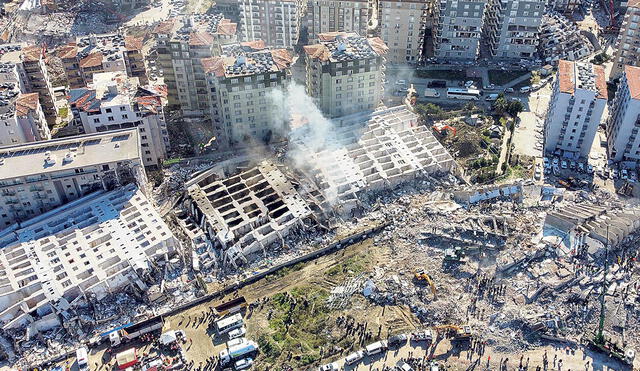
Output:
539,12,595,63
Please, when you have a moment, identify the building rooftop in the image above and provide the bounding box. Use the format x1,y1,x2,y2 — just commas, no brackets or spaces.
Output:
56,42,78,60
79,52,103,68
304,32,388,63
0,128,141,179
557,60,607,99
625,65,640,100
165,14,237,44
202,42,294,78
14,92,39,117
21,45,42,63
124,36,144,52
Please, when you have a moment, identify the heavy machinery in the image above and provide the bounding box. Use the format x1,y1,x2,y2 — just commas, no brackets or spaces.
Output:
414,269,436,297
584,230,635,366
432,123,457,136
434,325,472,342
444,247,466,264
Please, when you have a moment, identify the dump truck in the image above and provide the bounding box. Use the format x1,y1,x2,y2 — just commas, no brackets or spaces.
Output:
215,296,248,317
219,340,259,365
107,316,164,347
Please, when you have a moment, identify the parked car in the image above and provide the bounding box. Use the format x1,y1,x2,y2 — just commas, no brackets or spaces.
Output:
504,87,515,93
561,160,568,169
519,86,531,93
543,157,550,168
553,157,559,166
388,334,408,347
365,340,388,356
622,169,629,180
396,361,415,371
578,162,585,172
587,164,594,174
345,350,364,365
319,362,339,371
228,327,246,339
235,358,253,370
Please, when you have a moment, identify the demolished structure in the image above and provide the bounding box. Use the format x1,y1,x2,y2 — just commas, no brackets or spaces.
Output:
0,183,177,334
538,12,594,63
290,106,457,215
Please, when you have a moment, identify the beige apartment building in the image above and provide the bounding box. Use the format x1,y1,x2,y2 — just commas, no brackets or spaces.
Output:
304,32,387,118
239,0,306,49
155,14,238,116
612,0,640,79
202,41,294,148
0,128,146,228
377,0,428,64
0,92,49,146
68,72,169,168
305,0,370,43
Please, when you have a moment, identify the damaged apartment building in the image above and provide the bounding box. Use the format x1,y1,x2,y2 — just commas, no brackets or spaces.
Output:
201,41,294,148
55,33,148,89
67,71,169,167
0,183,177,334
154,14,238,116
538,12,594,63
182,161,332,266
290,105,457,215
179,105,457,266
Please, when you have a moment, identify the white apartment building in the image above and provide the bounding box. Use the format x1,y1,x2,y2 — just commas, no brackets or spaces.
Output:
433,0,486,60
611,0,640,79
0,184,177,331
304,32,387,118
483,0,544,59
155,14,238,116
305,0,370,43
202,42,294,148
68,72,169,168
0,92,49,146
239,0,305,49
377,0,428,64
606,65,640,164
0,129,146,228
544,60,607,159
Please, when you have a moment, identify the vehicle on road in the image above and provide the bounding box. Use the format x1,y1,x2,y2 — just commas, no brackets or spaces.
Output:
578,162,585,172
76,347,89,370
319,362,339,371
561,160,568,169
345,350,364,365
388,334,408,347
428,80,447,88
235,358,253,370
553,157,559,166
365,340,388,356
447,88,480,100
395,79,407,86
543,157,550,168
622,169,629,180
228,326,246,339
483,84,496,90
504,87,514,93
424,88,440,98
485,93,500,101
519,86,531,93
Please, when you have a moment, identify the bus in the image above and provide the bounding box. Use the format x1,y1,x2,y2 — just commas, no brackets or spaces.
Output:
446,88,480,100
216,313,244,334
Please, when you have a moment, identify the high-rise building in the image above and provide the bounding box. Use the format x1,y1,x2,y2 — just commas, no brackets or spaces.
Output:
202,41,294,148
304,32,387,118
544,60,607,159
611,0,640,79
20,46,56,119
154,14,238,116
0,92,49,146
67,71,169,168
0,129,146,227
305,0,370,43
483,0,543,59
377,0,428,64
606,65,640,163
239,0,306,49
433,0,486,60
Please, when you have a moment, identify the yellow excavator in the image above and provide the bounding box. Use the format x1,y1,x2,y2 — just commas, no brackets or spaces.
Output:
434,325,472,342
414,269,437,298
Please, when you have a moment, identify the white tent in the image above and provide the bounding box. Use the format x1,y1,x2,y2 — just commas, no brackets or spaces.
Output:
159,331,178,345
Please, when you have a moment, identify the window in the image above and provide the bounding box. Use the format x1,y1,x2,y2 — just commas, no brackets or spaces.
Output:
108,116,114,121
119,106,126,111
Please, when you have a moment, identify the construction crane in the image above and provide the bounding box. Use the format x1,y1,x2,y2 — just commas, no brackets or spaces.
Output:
584,227,636,366
414,269,437,297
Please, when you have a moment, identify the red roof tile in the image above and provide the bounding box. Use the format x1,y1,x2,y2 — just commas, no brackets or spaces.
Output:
625,65,640,100
125,36,144,52
594,65,607,100
558,60,575,95
79,52,103,68
56,43,78,60
15,93,39,117
201,57,225,77
22,46,43,63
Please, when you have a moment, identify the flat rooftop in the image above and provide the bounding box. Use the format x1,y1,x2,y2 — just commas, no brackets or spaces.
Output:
558,60,607,99
202,42,294,78
0,128,140,179
304,32,388,63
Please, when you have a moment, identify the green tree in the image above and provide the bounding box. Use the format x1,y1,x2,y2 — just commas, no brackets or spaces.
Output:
506,100,524,117
493,97,508,114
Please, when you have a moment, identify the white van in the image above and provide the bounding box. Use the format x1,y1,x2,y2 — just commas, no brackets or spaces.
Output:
365,340,388,356
424,88,440,98
76,347,89,370
485,93,500,101
345,350,364,365
519,86,531,93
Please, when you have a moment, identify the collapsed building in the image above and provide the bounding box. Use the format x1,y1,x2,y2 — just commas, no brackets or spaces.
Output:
539,12,594,63
0,183,177,335
544,202,640,256
183,161,332,267
290,106,457,215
